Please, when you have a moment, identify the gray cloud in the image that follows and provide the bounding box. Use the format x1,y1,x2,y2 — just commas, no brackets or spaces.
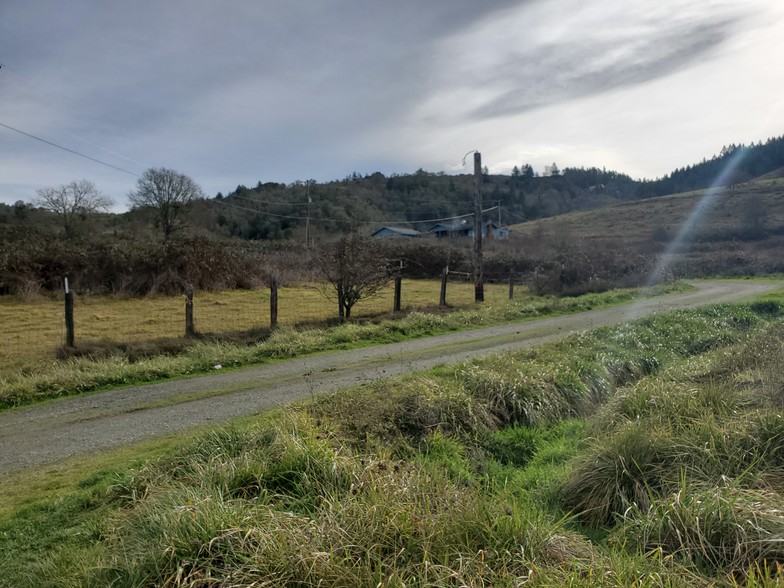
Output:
0,0,781,206
465,13,742,119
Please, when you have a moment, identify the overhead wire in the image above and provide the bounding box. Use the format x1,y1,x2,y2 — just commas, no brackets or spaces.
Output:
216,198,498,225
0,121,140,177
228,193,484,219
230,192,479,212
1,63,149,171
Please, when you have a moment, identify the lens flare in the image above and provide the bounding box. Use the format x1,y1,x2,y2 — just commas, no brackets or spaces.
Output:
645,147,750,287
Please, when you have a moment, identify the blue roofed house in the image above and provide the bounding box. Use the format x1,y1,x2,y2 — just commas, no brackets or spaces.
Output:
371,226,422,238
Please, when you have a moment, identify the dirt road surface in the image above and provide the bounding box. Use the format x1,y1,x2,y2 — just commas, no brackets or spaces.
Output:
0,280,777,475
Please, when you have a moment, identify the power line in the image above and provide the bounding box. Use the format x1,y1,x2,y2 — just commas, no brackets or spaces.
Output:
229,192,480,213
225,194,490,224
216,200,310,221
0,121,140,177
216,199,498,226
1,63,149,170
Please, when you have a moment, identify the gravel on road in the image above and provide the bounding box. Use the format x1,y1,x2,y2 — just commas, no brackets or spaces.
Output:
0,280,777,475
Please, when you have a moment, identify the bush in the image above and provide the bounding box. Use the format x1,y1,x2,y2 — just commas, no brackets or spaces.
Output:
0,232,267,296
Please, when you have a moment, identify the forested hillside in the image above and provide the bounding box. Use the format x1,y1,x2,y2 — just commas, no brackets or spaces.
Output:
1,134,783,298
195,134,784,240
1,135,783,242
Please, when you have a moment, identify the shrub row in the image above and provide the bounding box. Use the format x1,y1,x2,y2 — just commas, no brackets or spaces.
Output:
0,228,268,296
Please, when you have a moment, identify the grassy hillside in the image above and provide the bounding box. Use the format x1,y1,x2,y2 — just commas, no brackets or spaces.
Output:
2,300,783,586
510,178,784,279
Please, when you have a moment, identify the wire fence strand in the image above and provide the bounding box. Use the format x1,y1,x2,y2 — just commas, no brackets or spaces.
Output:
0,277,523,368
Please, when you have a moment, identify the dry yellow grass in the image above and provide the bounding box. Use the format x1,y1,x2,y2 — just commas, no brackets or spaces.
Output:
0,279,516,368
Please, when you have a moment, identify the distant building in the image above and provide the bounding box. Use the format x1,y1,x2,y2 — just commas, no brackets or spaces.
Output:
428,219,471,238
428,219,508,239
371,226,422,238
488,223,510,240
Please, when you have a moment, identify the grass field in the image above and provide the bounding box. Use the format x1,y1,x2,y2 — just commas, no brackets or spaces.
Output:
0,281,662,409
0,279,514,370
2,301,782,586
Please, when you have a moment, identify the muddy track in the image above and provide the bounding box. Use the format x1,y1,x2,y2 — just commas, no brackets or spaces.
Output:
0,280,777,475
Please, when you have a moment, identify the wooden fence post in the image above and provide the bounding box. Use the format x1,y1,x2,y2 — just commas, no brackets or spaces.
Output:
184,283,195,337
393,276,402,312
64,277,75,348
508,274,514,300
270,274,279,330
439,266,449,307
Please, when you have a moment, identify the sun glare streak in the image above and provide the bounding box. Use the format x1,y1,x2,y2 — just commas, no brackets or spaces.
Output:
644,146,750,288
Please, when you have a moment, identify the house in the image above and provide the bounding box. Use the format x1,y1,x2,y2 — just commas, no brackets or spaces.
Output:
371,226,422,238
428,219,509,240
428,219,471,238
488,223,510,240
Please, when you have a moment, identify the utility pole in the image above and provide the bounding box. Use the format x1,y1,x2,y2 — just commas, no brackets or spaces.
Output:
305,181,312,248
473,151,484,302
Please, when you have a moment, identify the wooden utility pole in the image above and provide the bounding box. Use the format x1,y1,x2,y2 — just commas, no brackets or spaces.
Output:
305,181,312,249
473,152,484,302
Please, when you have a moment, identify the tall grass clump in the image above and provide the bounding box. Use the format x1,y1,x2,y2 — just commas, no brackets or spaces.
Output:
558,313,784,582
309,375,497,453
456,350,600,428
560,422,673,527
45,414,579,587
560,379,782,528
611,484,784,573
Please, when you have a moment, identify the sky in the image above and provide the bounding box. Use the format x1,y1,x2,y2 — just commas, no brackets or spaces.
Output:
1,0,783,210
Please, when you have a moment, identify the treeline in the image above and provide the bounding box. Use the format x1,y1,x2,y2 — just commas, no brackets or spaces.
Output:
4,136,783,246
639,134,784,196
199,135,784,241
0,221,658,299
2,134,782,299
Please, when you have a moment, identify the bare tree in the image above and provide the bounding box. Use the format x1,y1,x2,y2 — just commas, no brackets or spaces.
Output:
318,232,392,321
35,179,113,238
129,167,204,239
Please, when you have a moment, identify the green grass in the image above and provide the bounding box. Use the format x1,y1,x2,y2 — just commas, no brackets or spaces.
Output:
3,301,783,586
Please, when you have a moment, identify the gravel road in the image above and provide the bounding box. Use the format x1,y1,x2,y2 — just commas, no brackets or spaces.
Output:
0,280,777,475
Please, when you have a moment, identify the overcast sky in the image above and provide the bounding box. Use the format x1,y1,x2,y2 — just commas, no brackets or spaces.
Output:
2,0,783,209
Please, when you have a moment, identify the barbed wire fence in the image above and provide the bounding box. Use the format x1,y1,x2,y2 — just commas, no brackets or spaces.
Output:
0,269,529,367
